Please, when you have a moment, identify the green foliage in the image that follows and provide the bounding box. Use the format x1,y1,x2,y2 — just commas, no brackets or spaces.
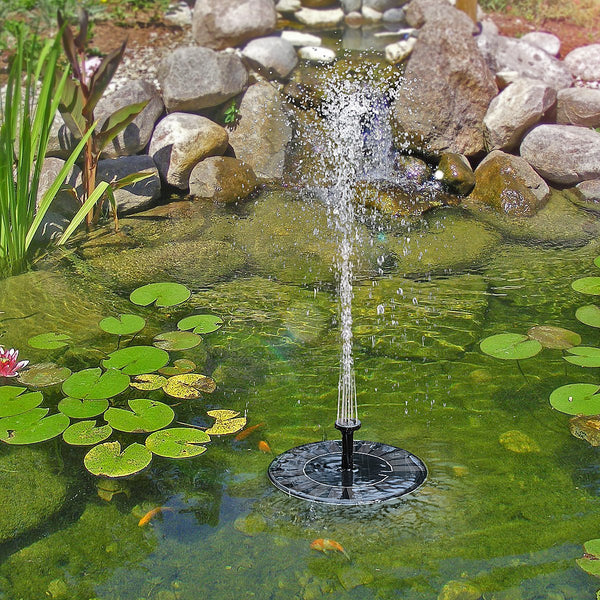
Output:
145,428,210,459
101,345,169,376
0,386,43,417
577,539,600,577
17,363,71,387
63,420,112,445
104,398,174,433
223,99,240,125
177,314,224,335
28,332,71,349
480,333,542,360
129,282,191,307
84,441,152,477
99,314,146,336
153,331,202,351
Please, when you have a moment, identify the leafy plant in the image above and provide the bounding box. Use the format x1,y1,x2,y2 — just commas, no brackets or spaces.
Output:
223,99,240,126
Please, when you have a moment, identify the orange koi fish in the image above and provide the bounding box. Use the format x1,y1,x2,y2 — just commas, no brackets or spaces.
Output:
234,422,265,441
258,440,272,454
138,506,173,527
310,538,350,560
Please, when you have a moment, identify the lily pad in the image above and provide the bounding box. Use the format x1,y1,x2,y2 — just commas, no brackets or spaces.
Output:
577,539,600,577
576,305,600,329
480,333,542,360
527,325,581,350
0,410,70,445
163,374,217,400
105,399,174,433
145,427,210,458
158,359,196,376
205,410,247,436
569,414,600,447
62,368,130,400
102,346,169,376
573,277,600,295
0,386,43,418
130,374,167,391
549,383,600,415
177,314,224,335
564,347,600,368
129,282,191,308
17,363,71,388
63,420,113,446
153,331,202,351
58,397,109,419
28,332,70,350
99,314,146,336
207,409,240,420
84,441,152,477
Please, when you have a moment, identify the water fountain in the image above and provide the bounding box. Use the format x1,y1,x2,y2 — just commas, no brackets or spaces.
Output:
268,66,427,505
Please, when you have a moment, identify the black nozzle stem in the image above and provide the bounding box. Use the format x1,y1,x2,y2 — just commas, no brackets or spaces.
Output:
335,418,361,473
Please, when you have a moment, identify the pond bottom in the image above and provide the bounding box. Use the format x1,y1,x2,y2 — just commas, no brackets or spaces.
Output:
268,440,427,505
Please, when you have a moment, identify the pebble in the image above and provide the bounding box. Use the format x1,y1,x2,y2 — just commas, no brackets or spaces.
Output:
297,46,336,63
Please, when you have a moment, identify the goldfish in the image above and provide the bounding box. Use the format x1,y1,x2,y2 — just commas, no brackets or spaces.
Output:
234,422,265,441
258,440,272,453
310,538,350,560
138,506,173,527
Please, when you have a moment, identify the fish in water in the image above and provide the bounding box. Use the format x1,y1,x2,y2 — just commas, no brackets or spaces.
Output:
234,422,264,441
310,538,351,560
138,506,173,527
258,440,272,453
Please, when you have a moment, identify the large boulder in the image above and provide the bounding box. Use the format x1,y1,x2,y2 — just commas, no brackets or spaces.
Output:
36,157,81,217
520,31,560,56
468,150,550,216
46,112,77,158
149,113,229,189
228,81,293,181
242,37,298,80
556,87,600,127
483,78,556,151
391,0,497,157
576,179,600,204
520,124,600,186
192,0,277,50
564,44,600,83
295,6,345,26
189,157,259,202
158,46,248,113
95,80,164,158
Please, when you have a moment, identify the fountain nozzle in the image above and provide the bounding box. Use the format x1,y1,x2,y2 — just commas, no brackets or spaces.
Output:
335,418,361,472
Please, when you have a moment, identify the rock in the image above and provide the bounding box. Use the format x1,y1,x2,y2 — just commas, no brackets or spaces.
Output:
301,0,337,5
189,157,258,202
341,0,361,12
495,70,521,90
521,31,560,56
276,0,301,12
164,1,192,26
499,430,541,453
295,6,344,27
436,152,475,195
227,82,292,181
361,6,383,21
392,0,497,157
95,155,161,214
520,124,600,185
469,150,549,216
95,80,164,158
384,37,416,64
280,31,322,46
576,179,600,203
438,579,482,600
556,87,600,127
192,0,277,50
337,566,374,591
564,44,600,83
393,154,431,184
158,46,248,112
483,78,556,151
149,113,229,189
242,36,298,79
383,7,406,22
233,513,267,535
46,112,78,158
33,211,70,244
477,32,573,90
297,46,337,63
36,157,81,217
570,415,600,447
344,11,364,26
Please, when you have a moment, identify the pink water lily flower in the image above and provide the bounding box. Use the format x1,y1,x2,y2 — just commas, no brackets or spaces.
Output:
0,346,28,378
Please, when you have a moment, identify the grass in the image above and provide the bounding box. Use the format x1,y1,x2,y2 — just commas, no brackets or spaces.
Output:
479,0,600,26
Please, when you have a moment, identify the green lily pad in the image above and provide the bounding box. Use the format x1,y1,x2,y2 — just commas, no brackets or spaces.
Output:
0,410,70,445
17,363,71,388
102,346,169,376
28,332,70,350
99,314,146,336
153,331,202,351
130,374,167,391
105,399,174,433
577,539,600,577
63,420,113,446
177,314,224,335
84,441,152,477
145,427,210,458
480,333,542,360
62,367,130,400
573,277,600,295
0,386,43,417
576,305,600,329
129,282,191,308
158,359,196,376
163,374,217,400
58,397,109,419
526,325,581,350
550,383,600,415
564,347,600,368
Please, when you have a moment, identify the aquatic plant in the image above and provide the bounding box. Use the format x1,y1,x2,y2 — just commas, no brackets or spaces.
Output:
0,347,28,377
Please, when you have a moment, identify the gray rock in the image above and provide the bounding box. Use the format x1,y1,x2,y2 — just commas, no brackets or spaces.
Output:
46,112,78,159
276,0,301,12
164,1,192,26
295,6,344,26
298,46,337,63
384,37,416,64
158,46,248,112
192,0,277,50
242,37,298,79
521,31,560,56
33,211,70,244
280,31,322,46
361,5,383,21
189,156,258,202
363,0,404,12
382,7,406,22
228,81,292,181
341,0,362,12
391,0,497,157
149,113,229,189
483,78,556,151
36,157,81,217
520,124,600,185
564,44,600,83
556,87,600,127
95,80,164,158
577,179,600,203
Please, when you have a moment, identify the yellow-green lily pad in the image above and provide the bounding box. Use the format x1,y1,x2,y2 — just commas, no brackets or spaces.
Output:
17,363,71,388
576,305,600,329
63,420,113,446
0,386,43,417
163,374,216,400
102,346,169,376
130,374,167,391
205,410,246,436
177,314,224,334
105,398,174,433
145,427,210,458
577,539,600,577
58,397,109,419
84,441,152,477
62,367,130,400
573,277,600,295
129,282,191,308
158,359,196,376
99,314,146,336
153,331,202,351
